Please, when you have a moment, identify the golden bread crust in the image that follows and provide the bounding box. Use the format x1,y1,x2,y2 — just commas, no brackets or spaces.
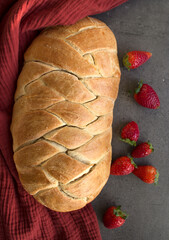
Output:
11,17,121,212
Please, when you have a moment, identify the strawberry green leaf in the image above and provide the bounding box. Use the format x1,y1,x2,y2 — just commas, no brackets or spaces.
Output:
154,170,159,185
147,140,154,152
114,206,128,220
135,80,143,94
127,155,137,168
123,54,131,71
120,138,136,146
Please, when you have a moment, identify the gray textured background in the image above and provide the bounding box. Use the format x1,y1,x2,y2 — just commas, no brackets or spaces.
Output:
91,0,169,239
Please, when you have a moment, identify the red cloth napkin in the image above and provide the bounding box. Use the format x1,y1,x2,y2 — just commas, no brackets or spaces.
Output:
0,0,127,239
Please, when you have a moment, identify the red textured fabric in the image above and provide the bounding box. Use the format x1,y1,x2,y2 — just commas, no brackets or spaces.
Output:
0,0,127,239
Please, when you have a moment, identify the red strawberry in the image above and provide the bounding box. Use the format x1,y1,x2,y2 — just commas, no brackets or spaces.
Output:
120,121,139,146
131,141,154,158
133,165,159,184
134,81,160,109
123,51,152,70
103,206,128,229
110,156,137,175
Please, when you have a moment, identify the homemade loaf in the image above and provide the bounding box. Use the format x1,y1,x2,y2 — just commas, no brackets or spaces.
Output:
11,17,121,212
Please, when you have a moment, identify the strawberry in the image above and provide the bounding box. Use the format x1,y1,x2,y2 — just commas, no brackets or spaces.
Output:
120,121,139,146
133,165,159,184
110,156,137,175
103,206,128,229
123,51,152,70
131,141,154,158
134,80,160,109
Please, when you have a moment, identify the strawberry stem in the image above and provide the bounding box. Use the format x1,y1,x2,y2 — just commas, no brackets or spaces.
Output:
114,206,128,220
135,80,143,94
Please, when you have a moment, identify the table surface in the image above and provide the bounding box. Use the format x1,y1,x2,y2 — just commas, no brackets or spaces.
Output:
91,0,169,239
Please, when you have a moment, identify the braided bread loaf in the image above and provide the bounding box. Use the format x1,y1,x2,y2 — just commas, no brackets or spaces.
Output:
11,17,121,212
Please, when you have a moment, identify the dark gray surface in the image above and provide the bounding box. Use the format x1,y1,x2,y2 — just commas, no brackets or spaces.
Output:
91,0,169,239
